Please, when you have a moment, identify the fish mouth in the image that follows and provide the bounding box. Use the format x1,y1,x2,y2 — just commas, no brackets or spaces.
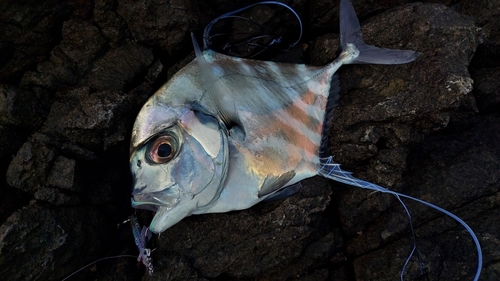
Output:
131,197,161,212
131,189,180,212
132,195,181,234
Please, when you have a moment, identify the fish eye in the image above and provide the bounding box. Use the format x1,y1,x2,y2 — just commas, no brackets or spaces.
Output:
147,135,177,164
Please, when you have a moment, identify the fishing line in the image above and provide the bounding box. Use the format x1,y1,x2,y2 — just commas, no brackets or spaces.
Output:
203,1,303,58
207,16,282,58
207,15,280,38
318,156,482,281
394,194,424,280
60,255,137,281
60,215,153,280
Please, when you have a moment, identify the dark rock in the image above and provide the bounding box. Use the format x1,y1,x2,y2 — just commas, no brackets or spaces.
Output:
81,43,154,91
19,51,77,90
47,156,76,190
307,0,337,35
6,136,57,194
461,0,500,69
34,186,80,206
19,18,108,90
93,0,129,44
0,0,499,281
471,67,500,113
348,114,500,280
150,177,334,280
328,2,479,235
146,60,164,84
0,84,50,224
308,33,339,66
116,0,198,56
0,85,51,128
0,0,74,83
166,53,196,80
0,204,113,281
19,21,153,92
59,19,108,69
40,87,135,148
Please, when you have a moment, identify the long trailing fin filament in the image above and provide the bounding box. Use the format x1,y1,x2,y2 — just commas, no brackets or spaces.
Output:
318,156,482,281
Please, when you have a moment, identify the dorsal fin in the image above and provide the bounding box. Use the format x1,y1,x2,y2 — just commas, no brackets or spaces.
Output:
191,33,243,130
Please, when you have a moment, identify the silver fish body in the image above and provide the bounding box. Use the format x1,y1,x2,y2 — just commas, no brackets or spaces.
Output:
129,0,420,234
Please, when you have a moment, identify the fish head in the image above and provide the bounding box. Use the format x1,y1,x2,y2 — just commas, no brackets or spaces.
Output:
130,92,229,234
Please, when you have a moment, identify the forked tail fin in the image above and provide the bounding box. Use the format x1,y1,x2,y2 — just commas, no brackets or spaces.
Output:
318,156,482,281
340,0,420,64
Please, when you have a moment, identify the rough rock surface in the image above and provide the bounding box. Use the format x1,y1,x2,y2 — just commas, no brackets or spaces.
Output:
0,1,499,281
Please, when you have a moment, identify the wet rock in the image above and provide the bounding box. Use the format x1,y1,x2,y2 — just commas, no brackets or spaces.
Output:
333,3,479,136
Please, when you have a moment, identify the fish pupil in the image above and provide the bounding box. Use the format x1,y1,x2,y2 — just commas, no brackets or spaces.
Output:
157,143,172,158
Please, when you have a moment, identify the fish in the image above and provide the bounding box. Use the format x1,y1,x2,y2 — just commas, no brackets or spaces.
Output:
129,0,482,279
129,0,418,232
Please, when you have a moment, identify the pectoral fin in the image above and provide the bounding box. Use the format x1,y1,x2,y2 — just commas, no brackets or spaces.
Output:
262,183,302,202
258,171,296,198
